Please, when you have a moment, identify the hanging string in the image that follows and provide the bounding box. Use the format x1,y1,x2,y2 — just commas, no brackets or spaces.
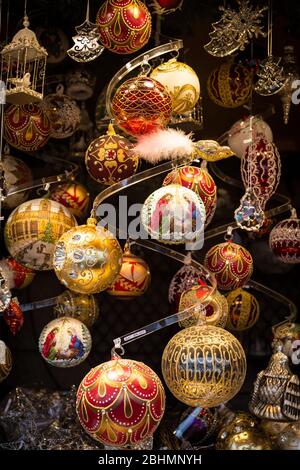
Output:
5,0,10,44
24,0,28,18
86,0,90,22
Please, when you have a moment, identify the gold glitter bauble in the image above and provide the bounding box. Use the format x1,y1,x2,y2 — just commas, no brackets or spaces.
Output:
53,218,122,294
54,290,99,328
179,287,228,328
161,325,246,408
0,340,12,383
226,288,260,331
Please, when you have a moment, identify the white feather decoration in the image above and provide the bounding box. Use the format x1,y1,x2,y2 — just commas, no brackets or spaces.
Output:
133,128,195,164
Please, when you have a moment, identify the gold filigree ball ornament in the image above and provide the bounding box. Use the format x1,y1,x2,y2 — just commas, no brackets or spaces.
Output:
50,181,90,219
277,421,300,450
107,243,151,299
226,288,260,331
76,356,166,447
163,165,217,227
54,290,99,329
150,58,200,115
111,76,173,136
2,150,33,209
207,61,252,108
85,124,139,185
228,116,273,159
4,199,77,271
39,317,92,368
53,218,123,294
269,208,300,264
141,184,206,245
161,325,247,408
0,340,13,383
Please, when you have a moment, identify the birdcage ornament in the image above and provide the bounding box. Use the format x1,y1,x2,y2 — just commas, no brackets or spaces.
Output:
0,15,47,105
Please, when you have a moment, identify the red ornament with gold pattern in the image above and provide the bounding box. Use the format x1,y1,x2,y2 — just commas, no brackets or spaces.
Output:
50,181,90,219
148,0,183,15
112,76,173,136
1,257,35,289
96,0,152,55
76,356,165,448
107,244,151,299
85,124,139,185
4,104,52,152
269,208,300,264
163,165,217,227
3,298,24,335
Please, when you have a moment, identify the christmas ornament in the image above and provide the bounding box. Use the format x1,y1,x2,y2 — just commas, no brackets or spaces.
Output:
269,208,300,264
112,76,172,136
54,290,99,329
0,340,12,383
39,317,91,368
36,27,69,65
42,85,81,139
277,421,300,450
141,184,206,245
226,288,260,331
107,244,151,299
4,104,52,152
85,124,139,185
261,419,289,440
234,189,265,232
0,15,47,104
175,407,218,448
168,255,203,308
179,287,228,329
53,218,123,294
163,165,217,227
279,45,299,125
150,58,200,115
204,237,253,291
272,322,300,360
66,69,96,101
50,181,90,219
207,62,252,108
228,116,273,159
250,239,293,275
0,267,12,312
3,152,33,209
195,139,234,161
249,349,300,421
255,56,287,96
204,0,267,57
0,257,35,290
69,102,94,160
96,0,152,55
76,356,165,447
3,299,24,335
162,325,246,408
148,0,183,15
4,198,77,271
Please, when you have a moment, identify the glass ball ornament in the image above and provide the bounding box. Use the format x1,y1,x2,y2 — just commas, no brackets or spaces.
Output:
76,356,166,447
4,198,77,271
168,259,203,309
0,340,12,383
207,62,252,108
0,257,35,289
111,76,173,136
42,87,81,139
204,241,253,291
85,124,139,185
54,290,99,329
150,58,200,114
53,218,123,294
4,104,52,152
163,165,217,227
161,325,247,408
269,209,300,264
228,116,273,158
50,181,90,219
141,184,206,245
3,154,33,209
226,288,260,331
176,406,218,447
96,0,152,55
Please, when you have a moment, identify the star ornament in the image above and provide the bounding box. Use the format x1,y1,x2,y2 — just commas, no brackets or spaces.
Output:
67,20,104,63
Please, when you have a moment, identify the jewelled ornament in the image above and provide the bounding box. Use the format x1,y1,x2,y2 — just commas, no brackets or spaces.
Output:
53,218,123,294
85,124,139,185
226,288,260,331
3,153,33,209
39,317,92,368
269,208,300,264
161,325,246,408
50,181,90,219
96,0,152,55
141,184,206,245
163,165,217,227
234,189,265,232
112,76,173,136
228,116,273,159
195,139,234,161
0,257,35,289
0,340,12,383
54,290,99,329
76,356,165,447
204,0,267,57
150,58,200,115
42,85,81,139
3,298,24,335
4,198,77,271
255,56,287,96
148,0,183,15
207,62,252,108
4,104,52,152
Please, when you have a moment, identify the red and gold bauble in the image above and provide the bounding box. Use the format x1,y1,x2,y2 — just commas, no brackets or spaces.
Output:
163,165,217,227
2,257,35,289
204,241,253,291
96,0,152,55
50,181,90,219
148,0,183,15
226,288,260,331
269,209,300,264
3,299,24,335
207,62,252,108
112,76,173,136
4,104,52,152
76,356,165,447
85,124,139,185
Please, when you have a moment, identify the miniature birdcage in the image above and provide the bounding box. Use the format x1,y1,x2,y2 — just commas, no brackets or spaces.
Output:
0,15,47,104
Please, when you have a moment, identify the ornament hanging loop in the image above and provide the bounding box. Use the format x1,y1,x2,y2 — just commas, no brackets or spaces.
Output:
224,225,234,241
111,339,125,358
139,56,152,77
